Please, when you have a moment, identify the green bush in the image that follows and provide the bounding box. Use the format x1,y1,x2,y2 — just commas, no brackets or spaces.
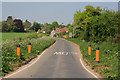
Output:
66,38,118,79
2,36,56,76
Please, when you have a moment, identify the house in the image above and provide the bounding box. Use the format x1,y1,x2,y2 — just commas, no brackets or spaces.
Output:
61,27,69,33
55,27,69,38
55,27,69,34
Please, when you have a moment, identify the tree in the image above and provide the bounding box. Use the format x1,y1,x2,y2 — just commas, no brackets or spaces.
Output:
7,16,13,25
13,19,24,32
23,20,31,28
31,22,41,32
66,24,71,28
2,21,9,32
73,5,119,43
52,21,59,29
42,23,52,34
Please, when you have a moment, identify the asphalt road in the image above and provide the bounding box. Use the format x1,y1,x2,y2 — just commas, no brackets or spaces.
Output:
4,38,97,78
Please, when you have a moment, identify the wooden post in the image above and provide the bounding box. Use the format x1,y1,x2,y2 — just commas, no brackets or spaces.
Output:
17,44,20,58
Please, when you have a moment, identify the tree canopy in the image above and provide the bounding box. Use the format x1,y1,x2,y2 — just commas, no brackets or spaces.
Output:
73,5,119,43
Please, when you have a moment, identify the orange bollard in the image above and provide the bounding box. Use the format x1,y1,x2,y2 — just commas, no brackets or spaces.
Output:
96,47,100,63
28,43,31,53
17,44,20,58
88,45,91,55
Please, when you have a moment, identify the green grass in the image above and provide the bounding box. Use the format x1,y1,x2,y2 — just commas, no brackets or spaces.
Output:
1,32,55,76
66,38,118,80
2,33,50,41
2,33,30,40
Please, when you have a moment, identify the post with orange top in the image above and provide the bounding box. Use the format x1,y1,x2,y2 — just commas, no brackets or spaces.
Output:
96,47,100,63
17,44,20,58
28,43,31,53
88,45,91,55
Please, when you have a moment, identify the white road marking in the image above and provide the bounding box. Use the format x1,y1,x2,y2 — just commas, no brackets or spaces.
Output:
53,52,78,55
54,52,58,55
4,50,46,78
64,38,100,79
3,39,99,79
79,58,100,80
66,52,68,55
61,52,64,55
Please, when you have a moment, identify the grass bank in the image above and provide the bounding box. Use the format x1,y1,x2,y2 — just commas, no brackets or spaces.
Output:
2,33,55,76
2,33,49,41
66,38,118,80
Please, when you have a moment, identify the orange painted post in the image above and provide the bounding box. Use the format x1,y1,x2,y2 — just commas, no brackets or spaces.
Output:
88,45,91,55
17,44,20,58
96,47,100,63
28,43,31,53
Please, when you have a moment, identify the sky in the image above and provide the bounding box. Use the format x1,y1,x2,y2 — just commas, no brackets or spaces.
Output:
1,2,119,25
1,0,120,2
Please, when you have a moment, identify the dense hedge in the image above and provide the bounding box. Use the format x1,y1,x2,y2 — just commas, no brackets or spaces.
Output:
73,5,119,43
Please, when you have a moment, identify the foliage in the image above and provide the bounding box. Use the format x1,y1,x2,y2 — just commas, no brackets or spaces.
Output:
2,18,25,32
13,19,24,32
2,33,50,41
66,38,118,79
23,20,31,28
2,16,67,34
2,36,56,76
73,5,119,43
52,21,59,28
42,23,53,34
7,16,13,25
30,22,41,32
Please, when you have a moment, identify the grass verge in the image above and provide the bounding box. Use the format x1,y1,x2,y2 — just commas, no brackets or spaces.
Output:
65,38,118,80
2,36,56,76
2,33,49,41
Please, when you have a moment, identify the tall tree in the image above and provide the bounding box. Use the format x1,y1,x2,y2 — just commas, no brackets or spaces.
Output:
13,19,24,32
73,5,119,43
52,21,59,29
31,22,41,32
23,20,31,28
7,16,13,25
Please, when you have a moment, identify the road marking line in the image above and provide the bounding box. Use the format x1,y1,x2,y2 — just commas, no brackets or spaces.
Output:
4,41,56,78
79,58,100,80
4,50,46,78
62,38,100,79
66,52,68,55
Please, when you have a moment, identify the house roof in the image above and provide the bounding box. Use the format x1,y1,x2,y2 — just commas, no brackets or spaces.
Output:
55,27,69,33
61,27,69,32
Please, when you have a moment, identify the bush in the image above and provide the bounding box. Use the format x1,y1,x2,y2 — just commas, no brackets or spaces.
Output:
2,36,56,76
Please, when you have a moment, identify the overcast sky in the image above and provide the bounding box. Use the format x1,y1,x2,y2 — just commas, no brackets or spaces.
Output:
2,2,118,25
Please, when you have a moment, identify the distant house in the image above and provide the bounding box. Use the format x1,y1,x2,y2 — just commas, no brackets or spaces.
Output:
61,27,69,33
55,27,69,34
55,27,69,38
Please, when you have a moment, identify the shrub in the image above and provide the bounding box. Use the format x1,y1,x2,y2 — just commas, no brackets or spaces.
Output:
2,36,56,76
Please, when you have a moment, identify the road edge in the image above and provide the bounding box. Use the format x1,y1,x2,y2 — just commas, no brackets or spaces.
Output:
61,38,103,79
3,41,56,78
